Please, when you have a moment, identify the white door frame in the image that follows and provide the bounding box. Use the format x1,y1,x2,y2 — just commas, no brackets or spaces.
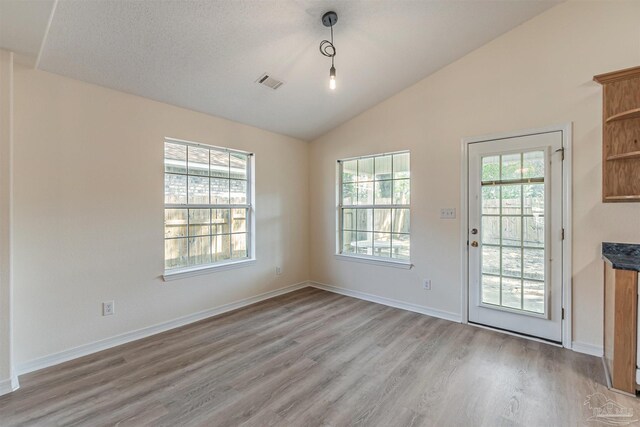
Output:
460,123,573,349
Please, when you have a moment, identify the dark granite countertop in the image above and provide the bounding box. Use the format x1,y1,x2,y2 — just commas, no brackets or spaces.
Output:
602,242,640,272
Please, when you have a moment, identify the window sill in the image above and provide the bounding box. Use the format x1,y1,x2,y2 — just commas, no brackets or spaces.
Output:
163,259,256,281
334,254,413,269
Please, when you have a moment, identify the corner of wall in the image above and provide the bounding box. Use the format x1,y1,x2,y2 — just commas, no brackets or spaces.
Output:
0,48,15,394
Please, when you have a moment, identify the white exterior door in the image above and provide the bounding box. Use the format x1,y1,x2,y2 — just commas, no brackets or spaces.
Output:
468,131,564,342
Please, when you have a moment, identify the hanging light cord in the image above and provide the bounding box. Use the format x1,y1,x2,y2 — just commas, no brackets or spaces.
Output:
319,21,336,67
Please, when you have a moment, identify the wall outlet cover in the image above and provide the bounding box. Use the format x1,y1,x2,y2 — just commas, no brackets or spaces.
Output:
103,301,115,316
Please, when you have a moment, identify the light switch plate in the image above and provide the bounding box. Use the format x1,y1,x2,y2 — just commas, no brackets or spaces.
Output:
440,208,456,219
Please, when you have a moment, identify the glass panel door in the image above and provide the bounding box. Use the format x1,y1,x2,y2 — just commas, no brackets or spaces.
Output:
467,130,564,343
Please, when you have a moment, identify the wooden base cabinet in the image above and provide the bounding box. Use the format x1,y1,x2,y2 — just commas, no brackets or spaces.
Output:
604,262,639,394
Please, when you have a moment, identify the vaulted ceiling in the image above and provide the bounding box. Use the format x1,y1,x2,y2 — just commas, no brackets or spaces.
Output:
0,0,561,140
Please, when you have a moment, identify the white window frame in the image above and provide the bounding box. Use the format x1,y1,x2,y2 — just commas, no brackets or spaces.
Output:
163,137,256,281
335,151,412,269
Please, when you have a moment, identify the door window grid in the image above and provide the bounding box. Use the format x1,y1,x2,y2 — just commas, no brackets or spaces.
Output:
164,140,252,271
480,151,545,314
338,152,410,261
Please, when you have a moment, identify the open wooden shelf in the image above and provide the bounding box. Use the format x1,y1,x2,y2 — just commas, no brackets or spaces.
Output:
606,108,640,123
604,195,640,202
606,151,640,161
595,66,640,202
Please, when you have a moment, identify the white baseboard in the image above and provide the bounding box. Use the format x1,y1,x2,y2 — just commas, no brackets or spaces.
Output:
571,341,604,357
16,281,309,376
310,281,462,323
0,376,19,396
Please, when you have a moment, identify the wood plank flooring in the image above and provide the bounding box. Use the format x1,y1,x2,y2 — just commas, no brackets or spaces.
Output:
1,287,638,426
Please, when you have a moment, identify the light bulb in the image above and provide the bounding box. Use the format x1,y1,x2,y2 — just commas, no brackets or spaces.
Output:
329,66,336,90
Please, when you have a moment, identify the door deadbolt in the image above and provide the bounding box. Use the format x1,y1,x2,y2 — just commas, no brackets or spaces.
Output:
471,228,478,235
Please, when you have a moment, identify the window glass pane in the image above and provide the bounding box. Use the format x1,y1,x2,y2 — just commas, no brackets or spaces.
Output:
523,216,544,248
392,209,410,233
392,179,410,205
481,156,499,182
358,158,374,181
373,233,391,258
188,146,209,176
212,209,230,234
481,216,499,245
231,208,247,233
189,236,211,265
523,280,544,313
165,209,187,238
231,233,247,258
523,151,544,179
165,238,188,269
393,153,410,179
502,277,522,309
374,156,392,180
210,151,229,178
501,216,521,247
501,185,521,215
213,234,231,261
481,275,500,305
523,248,545,281
502,247,521,278
188,176,209,204
523,184,544,216
356,231,373,255
165,174,187,204
342,160,357,183
374,181,392,205
482,246,500,275
482,186,500,215
210,178,230,204
374,209,391,233
230,179,247,204
356,209,373,232
343,208,355,230
188,209,210,236
342,231,356,254
357,182,373,205
342,183,356,205
391,234,410,260
165,143,187,174
501,154,521,181
230,153,248,180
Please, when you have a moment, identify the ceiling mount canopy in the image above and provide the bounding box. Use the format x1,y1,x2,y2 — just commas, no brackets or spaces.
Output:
319,11,338,90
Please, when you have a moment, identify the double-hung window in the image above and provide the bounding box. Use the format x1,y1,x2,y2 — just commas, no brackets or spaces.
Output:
337,151,410,264
164,138,254,276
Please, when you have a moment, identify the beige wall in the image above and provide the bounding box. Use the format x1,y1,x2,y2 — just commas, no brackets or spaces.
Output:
309,1,640,349
12,65,309,366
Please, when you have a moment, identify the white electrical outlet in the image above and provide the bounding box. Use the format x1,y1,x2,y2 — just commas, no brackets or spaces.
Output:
103,300,115,316
275,266,282,276
423,279,431,290
440,208,456,219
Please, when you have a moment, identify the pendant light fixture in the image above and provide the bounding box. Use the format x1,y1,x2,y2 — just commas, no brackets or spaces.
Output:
319,11,338,90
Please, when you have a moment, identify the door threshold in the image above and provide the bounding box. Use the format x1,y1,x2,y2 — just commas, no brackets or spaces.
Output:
468,321,563,347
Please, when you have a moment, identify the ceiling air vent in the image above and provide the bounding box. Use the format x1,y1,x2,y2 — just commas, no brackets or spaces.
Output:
256,73,284,90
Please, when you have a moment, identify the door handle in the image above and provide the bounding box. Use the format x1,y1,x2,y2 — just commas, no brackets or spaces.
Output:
471,241,478,247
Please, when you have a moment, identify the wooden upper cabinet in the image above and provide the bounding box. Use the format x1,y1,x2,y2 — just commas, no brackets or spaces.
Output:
594,66,640,202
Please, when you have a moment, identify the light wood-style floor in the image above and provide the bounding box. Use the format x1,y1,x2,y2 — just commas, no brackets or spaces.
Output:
1,287,638,426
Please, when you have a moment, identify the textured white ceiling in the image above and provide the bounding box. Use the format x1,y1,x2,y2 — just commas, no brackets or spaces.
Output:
2,0,561,140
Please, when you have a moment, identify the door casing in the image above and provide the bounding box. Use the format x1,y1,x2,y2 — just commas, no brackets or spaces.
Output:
460,123,573,349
